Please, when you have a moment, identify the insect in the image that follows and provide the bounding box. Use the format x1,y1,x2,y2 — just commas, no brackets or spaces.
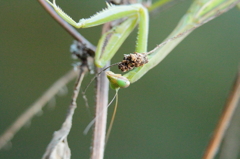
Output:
44,2,240,137
45,0,237,90
45,0,151,89
44,0,165,141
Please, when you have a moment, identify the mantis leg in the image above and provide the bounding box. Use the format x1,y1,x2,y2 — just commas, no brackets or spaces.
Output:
135,5,149,53
123,0,240,83
45,0,146,29
46,0,149,69
95,17,138,68
95,5,149,68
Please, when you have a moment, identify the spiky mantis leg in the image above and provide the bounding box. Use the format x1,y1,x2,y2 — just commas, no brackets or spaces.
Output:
45,0,149,68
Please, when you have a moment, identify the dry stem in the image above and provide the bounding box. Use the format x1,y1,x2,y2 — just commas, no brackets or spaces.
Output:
203,70,240,159
42,66,88,159
38,0,96,51
90,22,112,159
0,69,78,150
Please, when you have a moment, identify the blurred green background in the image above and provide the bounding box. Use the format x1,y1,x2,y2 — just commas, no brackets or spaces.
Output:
1,0,240,158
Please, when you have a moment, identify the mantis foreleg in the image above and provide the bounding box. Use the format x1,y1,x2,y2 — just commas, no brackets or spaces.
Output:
123,0,240,83
95,17,138,67
45,0,149,68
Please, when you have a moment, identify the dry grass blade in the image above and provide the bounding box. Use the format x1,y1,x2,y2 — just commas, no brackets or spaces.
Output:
38,0,96,51
0,69,78,150
42,66,88,159
203,70,240,159
219,96,240,159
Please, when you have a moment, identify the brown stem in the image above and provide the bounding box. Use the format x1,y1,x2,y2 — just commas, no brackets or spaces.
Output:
203,70,240,159
42,66,88,159
90,65,110,159
91,22,112,159
38,0,96,52
0,69,78,150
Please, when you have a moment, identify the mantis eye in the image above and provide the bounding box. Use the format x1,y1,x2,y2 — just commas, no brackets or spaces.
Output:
106,71,130,89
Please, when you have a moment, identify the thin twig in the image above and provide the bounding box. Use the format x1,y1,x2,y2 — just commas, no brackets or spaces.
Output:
105,90,119,144
0,69,78,150
38,0,96,51
82,62,121,95
83,92,118,135
90,64,110,159
218,90,240,158
91,21,112,159
203,70,240,159
42,66,88,159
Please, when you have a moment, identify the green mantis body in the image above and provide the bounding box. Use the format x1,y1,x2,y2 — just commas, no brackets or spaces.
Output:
45,0,240,151
45,1,148,63
45,0,239,90
45,0,149,89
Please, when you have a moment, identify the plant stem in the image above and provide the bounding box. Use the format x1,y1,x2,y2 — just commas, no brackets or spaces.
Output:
91,65,110,159
91,22,112,159
42,66,88,159
38,0,96,51
0,69,78,150
203,70,240,159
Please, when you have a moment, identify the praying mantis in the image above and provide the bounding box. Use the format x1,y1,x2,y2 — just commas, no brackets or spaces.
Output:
45,0,240,140
0,0,238,158
45,0,240,91
45,0,150,90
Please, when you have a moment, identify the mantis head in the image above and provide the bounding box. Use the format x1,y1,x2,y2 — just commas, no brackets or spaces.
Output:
106,71,130,90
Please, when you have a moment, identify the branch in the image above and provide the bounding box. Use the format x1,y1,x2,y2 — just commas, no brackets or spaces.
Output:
42,66,88,159
0,69,78,150
91,22,111,159
38,0,96,51
203,70,240,159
